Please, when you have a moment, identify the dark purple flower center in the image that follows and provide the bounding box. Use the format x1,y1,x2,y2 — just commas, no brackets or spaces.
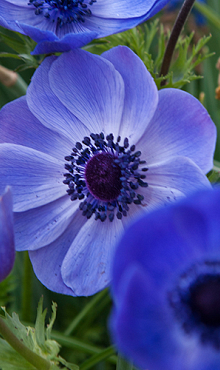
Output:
169,261,220,349
189,276,220,327
85,153,122,202
28,0,96,26
63,133,148,222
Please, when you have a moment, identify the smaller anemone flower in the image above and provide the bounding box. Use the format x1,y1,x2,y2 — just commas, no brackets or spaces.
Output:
0,0,170,54
0,46,216,296
0,187,15,282
110,187,220,370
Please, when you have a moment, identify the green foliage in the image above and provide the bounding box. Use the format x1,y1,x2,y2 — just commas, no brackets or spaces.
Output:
0,274,16,307
0,27,41,71
86,19,213,89
0,298,79,370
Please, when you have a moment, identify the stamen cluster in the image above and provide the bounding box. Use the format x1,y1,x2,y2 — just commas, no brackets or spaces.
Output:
63,133,148,222
28,0,96,25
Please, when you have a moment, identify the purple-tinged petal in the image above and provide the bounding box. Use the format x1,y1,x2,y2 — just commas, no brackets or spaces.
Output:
61,216,124,296
0,96,72,161
137,89,216,173
145,156,211,195
14,195,77,251
27,56,90,142
0,187,15,282
29,210,87,296
0,144,65,212
49,49,124,136
102,46,158,144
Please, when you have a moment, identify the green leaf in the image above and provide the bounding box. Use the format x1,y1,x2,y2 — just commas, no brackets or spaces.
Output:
0,338,36,370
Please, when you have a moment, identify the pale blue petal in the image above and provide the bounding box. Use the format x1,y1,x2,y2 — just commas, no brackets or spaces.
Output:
0,143,65,212
102,46,158,145
49,49,124,137
137,89,216,174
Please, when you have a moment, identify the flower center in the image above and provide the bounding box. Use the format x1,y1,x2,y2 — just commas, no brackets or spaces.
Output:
63,133,148,222
169,261,220,349
189,276,220,327
85,153,122,202
28,0,96,26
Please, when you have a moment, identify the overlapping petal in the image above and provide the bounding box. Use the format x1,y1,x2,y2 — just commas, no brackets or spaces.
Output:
0,187,15,282
0,144,65,212
102,46,158,145
14,196,78,251
61,217,124,296
137,88,216,173
49,49,124,136
0,96,70,161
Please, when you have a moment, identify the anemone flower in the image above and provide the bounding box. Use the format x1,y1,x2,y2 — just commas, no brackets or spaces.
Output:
110,187,220,370
0,46,216,296
0,187,15,282
0,0,170,54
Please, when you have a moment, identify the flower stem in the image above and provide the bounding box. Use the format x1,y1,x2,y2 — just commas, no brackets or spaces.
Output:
51,331,117,364
21,252,33,322
64,288,109,336
159,0,196,85
0,317,51,370
79,345,116,370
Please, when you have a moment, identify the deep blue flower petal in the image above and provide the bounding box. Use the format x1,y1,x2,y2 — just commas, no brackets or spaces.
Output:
137,88,217,173
110,265,179,370
102,46,158,145
111,188,220,369
0,187,15,282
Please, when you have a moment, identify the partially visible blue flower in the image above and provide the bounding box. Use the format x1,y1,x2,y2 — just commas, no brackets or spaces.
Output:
110,187,220,370
0,46,216,296
166,0,207,26
0,187,15,282
0,0,170,54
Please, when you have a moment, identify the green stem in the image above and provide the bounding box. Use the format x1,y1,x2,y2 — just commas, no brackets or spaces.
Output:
0,317,51,370
64,288,109,336
116,354,133,370
21,252,33,322
79,345,116,370
160,0,196,84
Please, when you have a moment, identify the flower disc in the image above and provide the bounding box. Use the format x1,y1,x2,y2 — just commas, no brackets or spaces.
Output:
85,153,122,202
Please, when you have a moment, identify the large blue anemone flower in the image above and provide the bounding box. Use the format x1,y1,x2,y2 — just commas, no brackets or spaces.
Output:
0,0,170,54
0,187,15,282
0,46,216,296
110,187,220,370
